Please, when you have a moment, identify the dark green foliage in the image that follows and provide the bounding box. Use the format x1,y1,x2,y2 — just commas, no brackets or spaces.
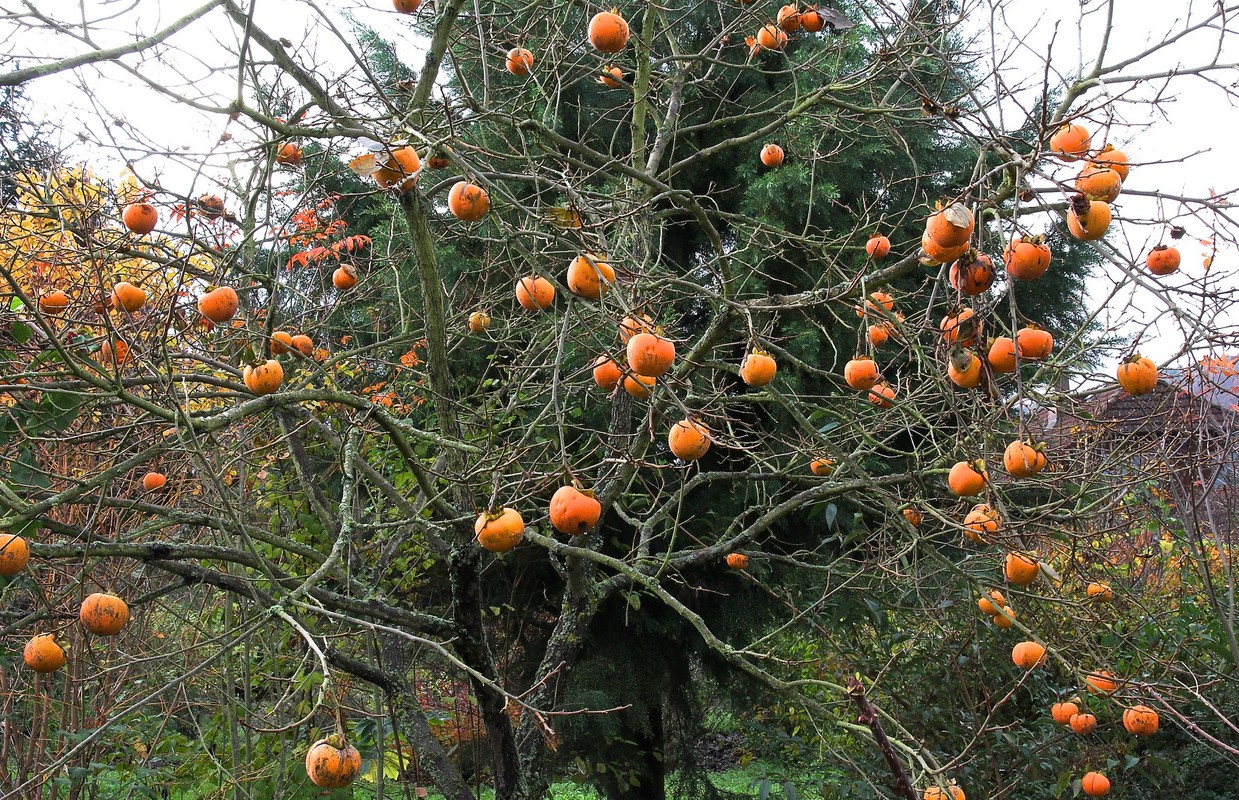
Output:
0,83,58,205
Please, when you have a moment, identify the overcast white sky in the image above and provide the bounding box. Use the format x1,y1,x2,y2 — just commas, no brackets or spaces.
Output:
6,0,1238,369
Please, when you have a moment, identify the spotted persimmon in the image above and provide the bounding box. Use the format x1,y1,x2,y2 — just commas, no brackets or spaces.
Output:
760,143,784,167
0,533,30,576
1117,355,1158,395
197,285,239,322
122,202,158,234
1146,245,1181,275
448,181,490,221
1067,194,1112,241
23,634,65,673
80,592,130,636
588,10,630,53
243,359,284,395
949,252,995,295
843,357,880,391
1004,236,1051,280
627,331,676,377
549,485,602,535
305,735,362,789
925,202,975,248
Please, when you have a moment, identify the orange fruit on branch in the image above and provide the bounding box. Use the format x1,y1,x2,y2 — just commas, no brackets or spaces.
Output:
1117,355,1157,395
948,251,995,296
598,66,624,88
290,334,314,357
305,735,362,789
1003,440,1046,478
948,461,986,497
925,202,975,249
122,202,158,234
80,592,130,636
843,357,880,391
1081,772,1110,798
566,254,615,300
23,634,65,673
977,589,1006,615
506,47,534,76
198,285,239,322
776,4,801,31
516,275,556,310
623,373,655,398
0,533,30,576
271,331,294,355
947,350,982,389
810,458,834,476
475,507,525,552
1049,122,1091,160
1085,670,1118,695
800,6,825,32
1004,236,1051,280
39,290,69,314
588,10,630,53
1011,640,1046,669
668,419,711,461
1146,245,1181,275
1090,143,1129,180
940,307,979,347
1075,165,1122,203
987,337,1017,373
332,265,358,291
1066,194,1111,241
243,359,284,395
756,24,789,50
549,485,602,535
592,355,622,390
111,281,147,313
1016,325,1053,359
963,503,1001,542
276,143,302,166
1005,552,1040,586
1070,712,1097,734
448,180,490,221
1051,701,1080,725
1122,705,1159,737
865,234,891,259
740,350,777,387
867,382,895,408
627,331,676,377
468,311,491,332
1086,581,1113,601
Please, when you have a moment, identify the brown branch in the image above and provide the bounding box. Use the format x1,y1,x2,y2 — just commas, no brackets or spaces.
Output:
847,676,918,800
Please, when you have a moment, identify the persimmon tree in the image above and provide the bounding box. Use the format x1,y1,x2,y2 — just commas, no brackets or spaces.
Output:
1,1,1239,799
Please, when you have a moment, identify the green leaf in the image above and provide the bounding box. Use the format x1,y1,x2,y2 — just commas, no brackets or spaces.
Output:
9,322,31,344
